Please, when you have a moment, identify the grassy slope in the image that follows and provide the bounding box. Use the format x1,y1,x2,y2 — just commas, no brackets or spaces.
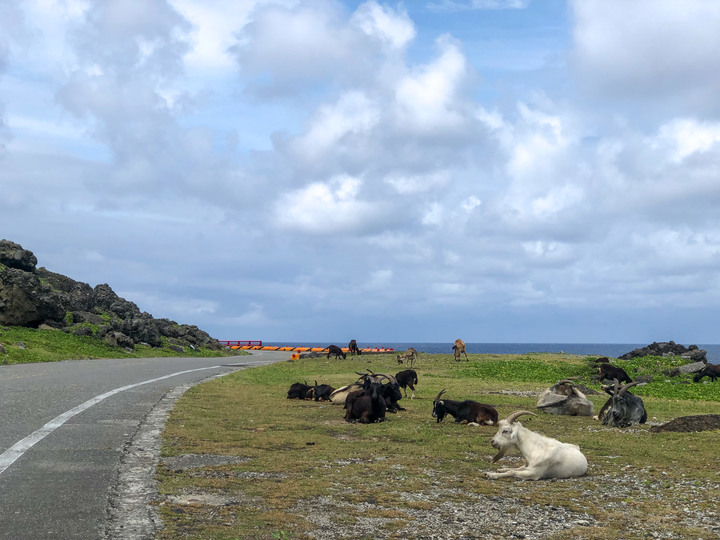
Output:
0,326,243,363
157,353,720,539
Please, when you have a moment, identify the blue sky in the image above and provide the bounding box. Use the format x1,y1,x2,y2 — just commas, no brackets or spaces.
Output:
2,0,720,344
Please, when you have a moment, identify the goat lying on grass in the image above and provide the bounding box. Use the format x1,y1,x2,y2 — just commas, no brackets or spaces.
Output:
536,379,593,416
485,411,588,480
432,390,497,425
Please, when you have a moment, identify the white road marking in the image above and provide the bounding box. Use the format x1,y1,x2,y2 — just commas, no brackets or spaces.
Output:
0,364,236,477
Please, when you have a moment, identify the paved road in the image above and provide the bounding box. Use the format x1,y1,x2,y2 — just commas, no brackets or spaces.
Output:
0,351,290,539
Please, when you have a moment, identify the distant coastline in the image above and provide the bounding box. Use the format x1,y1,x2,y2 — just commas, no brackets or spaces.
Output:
264,342,720,363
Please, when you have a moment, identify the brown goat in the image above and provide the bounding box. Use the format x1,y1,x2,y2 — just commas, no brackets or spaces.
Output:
452,339,468,361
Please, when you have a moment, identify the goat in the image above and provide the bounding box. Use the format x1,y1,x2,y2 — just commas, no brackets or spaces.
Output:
536,379,593,416
286,381,312,400
329,371,370,404
485,410,588,480
693,363,720,382
395,369,418,399
432,389,497,425
378,373,404,413
348,339,362,355
323,344,346,359
397,347,418,367
344,373,391,423
307,380,335,402
452,339,468,361
596,380,647,428
598,362,632,384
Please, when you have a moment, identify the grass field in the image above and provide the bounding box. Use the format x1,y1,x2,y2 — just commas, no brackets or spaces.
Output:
156,352,720,539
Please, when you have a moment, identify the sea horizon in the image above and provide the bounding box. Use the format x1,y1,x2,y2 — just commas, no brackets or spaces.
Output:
264,341,720,363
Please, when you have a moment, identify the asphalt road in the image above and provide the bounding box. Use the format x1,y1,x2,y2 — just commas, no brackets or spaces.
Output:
0,351,290,539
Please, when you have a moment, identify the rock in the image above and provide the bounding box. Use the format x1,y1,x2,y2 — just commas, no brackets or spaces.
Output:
168,345,184,353
0,240,223,351
104,331,134,350
0,343,6,355
619,341,707,362
0,266,65,326
650,415,720,433
0,239,37,272
72,326,94,336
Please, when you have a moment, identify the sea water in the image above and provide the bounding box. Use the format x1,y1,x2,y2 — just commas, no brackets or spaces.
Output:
264,342,720,363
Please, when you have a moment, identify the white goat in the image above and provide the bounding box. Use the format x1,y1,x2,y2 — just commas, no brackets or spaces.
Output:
485,411,588,480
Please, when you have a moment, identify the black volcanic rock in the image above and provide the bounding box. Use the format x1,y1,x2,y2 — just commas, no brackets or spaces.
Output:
0,239,222,350
619,341,706,362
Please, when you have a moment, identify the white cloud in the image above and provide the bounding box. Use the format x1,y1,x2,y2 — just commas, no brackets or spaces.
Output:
350,1,415,49
394,34,469,132
274,175,382,235
572,0,720,112
651,118,720,163
289,90,380,162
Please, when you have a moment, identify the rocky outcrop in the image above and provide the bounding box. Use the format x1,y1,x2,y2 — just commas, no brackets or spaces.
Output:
619,341,707,362
0,239,222,351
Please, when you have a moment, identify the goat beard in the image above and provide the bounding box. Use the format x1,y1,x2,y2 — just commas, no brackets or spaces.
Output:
491,447,508,463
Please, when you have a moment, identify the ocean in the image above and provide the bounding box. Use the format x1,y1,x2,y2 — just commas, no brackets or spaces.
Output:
264,342,720,363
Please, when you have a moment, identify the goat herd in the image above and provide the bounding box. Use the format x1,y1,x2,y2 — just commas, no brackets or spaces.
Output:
285,345,719,481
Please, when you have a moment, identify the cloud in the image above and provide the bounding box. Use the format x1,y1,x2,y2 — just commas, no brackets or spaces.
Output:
229,0,415,98
571,0,720,114
274,174,388,235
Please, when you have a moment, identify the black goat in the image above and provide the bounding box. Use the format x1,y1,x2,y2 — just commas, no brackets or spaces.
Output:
395,369,418,399
380,374,404,413
432,389,498,425
323,344,346,359
348,339,362,355
598,363,632,384
287,381,312,399
344,373,390,423
597,380,647,428
694,363,720,382
308,380,335,401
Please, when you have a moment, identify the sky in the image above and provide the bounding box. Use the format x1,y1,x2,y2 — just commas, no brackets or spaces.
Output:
2,0,720,345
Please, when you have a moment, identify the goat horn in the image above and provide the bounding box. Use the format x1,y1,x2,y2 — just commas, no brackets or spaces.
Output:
504,410,536,424
434,389,447,403
556,379,577,385
617,381,639,396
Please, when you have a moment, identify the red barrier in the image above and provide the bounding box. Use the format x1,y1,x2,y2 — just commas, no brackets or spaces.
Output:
219,340,262,347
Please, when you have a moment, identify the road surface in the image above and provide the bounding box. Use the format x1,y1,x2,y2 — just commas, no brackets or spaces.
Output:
0,351,290,539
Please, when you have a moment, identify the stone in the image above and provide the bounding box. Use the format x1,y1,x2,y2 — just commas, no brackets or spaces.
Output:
0,239,37,272
0,240,223,351
619,341,707,362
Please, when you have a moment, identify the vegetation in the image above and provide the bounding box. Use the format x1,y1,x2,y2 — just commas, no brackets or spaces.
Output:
0,325,243,363
157,352,720,539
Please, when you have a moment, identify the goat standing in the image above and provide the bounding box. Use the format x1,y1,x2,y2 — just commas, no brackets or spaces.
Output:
485,411,588,480
348,339,362,356
453,339,468,361
395,369,418,399
693,363,720,382
323,344,346,359
397,347,418,367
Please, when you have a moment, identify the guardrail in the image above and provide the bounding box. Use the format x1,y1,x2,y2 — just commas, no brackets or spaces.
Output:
219,340,262,347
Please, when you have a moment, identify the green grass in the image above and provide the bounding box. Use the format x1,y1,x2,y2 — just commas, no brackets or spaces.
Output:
0,325,244,363
157,352,720,539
